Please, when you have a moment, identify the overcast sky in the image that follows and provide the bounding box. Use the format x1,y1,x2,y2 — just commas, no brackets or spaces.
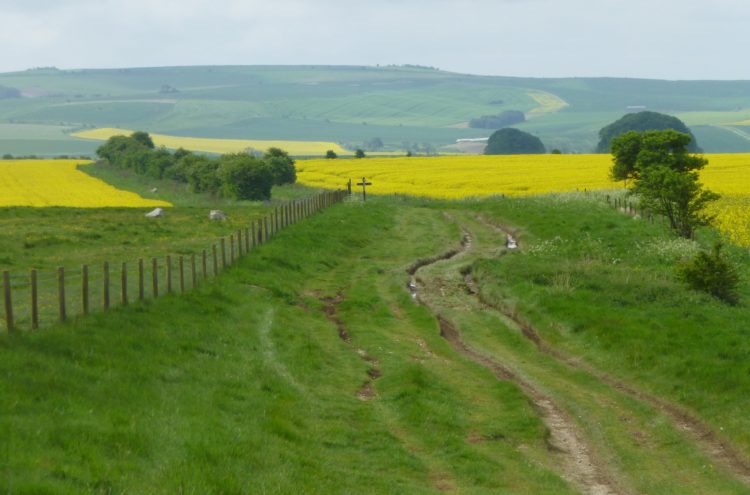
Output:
1,0,748,80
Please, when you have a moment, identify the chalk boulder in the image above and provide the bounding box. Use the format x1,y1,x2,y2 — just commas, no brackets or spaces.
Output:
209,210,227,221
145,208,164,218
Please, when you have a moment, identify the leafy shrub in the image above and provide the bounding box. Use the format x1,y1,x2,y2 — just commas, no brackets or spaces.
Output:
217,154,273,200
677,243,740,305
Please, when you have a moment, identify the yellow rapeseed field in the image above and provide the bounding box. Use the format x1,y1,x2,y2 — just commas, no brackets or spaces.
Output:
298,153,750,247
73,127,349,157
0,160,171,208
298,154,619,198
526,90,569,115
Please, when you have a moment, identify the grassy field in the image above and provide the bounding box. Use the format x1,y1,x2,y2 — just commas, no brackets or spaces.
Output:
3,66,750,155
1,200,580,494
0,161,324,331
2,192,750,492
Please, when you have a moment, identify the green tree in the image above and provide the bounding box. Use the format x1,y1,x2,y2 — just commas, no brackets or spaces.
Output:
597,111,699,153
131,131,155,149
264,147,296,185
611,130,719,238
355,149,366,158
484,128,545,155
325,150,338,159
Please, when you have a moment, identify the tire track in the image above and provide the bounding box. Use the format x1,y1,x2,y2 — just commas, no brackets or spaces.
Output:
408,220,621,495
322,294,381,400
472,215,750,486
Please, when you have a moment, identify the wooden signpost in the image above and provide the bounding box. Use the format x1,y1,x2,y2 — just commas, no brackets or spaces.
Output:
356,177,372,201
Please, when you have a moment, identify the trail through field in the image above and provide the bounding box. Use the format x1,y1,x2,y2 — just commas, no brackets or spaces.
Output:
407,210,750,494
471,215,750,487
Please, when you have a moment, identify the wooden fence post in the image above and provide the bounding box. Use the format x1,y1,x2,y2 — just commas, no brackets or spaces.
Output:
221,238,227,269
275,208,280,233
31,269,38,330
264,217,269,242
166,255,173,294
3,271,14,333
237,230,243,257
103,261,110,310
191,254,197,289
179,256,185,294
138,259,144,301
250,221,256,248
152,258,159,298
58,267,66,322
230,235,235,265
212,245,218,276
244,227,250,252
202,249,208,279
121,262,128,306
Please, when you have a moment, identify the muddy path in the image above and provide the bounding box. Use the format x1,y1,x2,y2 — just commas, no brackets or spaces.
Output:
408,211,750,493
408,221,622,495
322,294,381,400
471,215,750,486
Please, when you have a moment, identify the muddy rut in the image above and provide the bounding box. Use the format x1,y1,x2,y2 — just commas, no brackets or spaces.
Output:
408,223,621,495
322,294,381,400
472,215,750,487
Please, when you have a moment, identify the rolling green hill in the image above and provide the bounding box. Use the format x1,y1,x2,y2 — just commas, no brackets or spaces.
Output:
3,65,750,155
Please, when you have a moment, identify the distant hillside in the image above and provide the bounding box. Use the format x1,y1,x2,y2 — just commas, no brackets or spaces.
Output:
2,65,750,156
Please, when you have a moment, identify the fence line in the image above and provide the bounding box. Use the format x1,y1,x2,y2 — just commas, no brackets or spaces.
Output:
604,193,655,223
1,190,347,333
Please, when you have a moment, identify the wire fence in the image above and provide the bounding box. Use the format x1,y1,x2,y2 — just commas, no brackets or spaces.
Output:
2,189,347,334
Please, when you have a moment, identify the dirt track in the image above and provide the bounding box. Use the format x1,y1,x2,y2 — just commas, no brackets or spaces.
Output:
407,211,750,493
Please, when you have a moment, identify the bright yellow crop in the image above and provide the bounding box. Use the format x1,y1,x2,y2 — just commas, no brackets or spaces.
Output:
526,91,569,114
298,154,620,198
73,127,349,157
298,153,750,247
0,160,171,208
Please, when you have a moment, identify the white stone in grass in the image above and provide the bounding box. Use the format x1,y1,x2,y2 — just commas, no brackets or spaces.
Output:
209,210,227,221
145,208,164,218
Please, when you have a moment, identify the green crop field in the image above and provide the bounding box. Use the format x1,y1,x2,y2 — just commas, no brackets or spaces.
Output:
3,66,750,155
2,154,750,491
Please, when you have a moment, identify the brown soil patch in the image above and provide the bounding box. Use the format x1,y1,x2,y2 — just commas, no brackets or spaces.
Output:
321,293,381,401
